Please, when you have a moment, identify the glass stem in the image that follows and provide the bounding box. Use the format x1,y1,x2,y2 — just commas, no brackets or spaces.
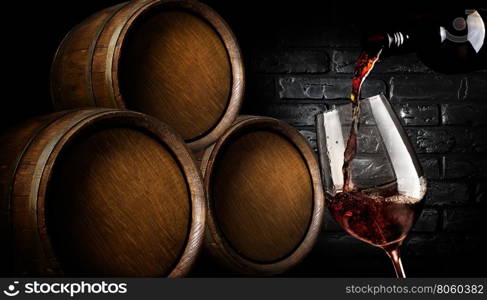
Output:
384,247,406,278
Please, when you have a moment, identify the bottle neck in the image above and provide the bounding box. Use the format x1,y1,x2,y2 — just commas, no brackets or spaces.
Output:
365,9,487,55
364,31,414,54
386,32,410,48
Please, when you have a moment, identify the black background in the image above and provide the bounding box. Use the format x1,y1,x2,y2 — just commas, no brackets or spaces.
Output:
1,0,486,277
2,0,481,129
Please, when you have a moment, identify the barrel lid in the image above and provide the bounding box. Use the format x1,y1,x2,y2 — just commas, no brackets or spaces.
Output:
201,116,324,275
35,110,205,277
117,0,244,151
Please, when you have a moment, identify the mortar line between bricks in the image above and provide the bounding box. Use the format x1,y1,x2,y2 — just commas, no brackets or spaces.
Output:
439,123,487,127
272,76,278,102
260,71,441,76
427,179,478,185
276,98,335,103
331,71,438,76
442,153,485,158
268,73,358,78
283,45,361,50
404,125,487,130
272,73,487,81
266,99,331,104
252,72,334,76
253,69,486,77
294,125,316,129
269,46,336,50
396,100,487,104
274,73,392,79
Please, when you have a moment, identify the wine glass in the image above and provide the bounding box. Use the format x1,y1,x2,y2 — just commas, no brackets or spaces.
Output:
315,94,426,278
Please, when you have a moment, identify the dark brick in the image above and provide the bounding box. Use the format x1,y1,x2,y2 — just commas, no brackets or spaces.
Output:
425,182,469,206
278,77,386,100
262,103,326,126
441,104,487,126
331,49,359,73
390,75,487,102
282,25,361,48
278,77,324,99
443,208,483,231
412,209,439,232
419,157,441,180
406,127,486,153
377,54,431,74
393,103,440,126
390,75,462,102
475,183,486,204
407,128,454,153
443,155,486,179
463,75,487,101
406,233,463,256
332,49,430,73
469,127,487,153
298,129,316,150
251,49,330,74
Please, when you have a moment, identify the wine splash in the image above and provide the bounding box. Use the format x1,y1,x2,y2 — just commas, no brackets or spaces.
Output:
329,187,419,248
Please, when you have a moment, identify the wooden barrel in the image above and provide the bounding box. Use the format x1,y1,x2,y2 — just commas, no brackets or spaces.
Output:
0,109,205,277
200,116,324,275
50,0,244,151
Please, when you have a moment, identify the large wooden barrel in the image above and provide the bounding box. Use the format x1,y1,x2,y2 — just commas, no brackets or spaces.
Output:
200,116,324,275
50,0,244,151
0,109,205,277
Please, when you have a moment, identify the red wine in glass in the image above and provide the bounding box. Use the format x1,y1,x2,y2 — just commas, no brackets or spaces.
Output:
329,184,420,245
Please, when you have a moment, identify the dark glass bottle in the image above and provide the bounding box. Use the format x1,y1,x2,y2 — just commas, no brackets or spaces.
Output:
364,8,487,73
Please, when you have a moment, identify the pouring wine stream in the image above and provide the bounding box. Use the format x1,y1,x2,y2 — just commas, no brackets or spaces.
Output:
336,47,420,278
343,48,383,192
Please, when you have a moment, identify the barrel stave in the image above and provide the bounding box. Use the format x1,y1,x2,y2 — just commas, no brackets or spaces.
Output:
0,109,205,276
201,116,324,275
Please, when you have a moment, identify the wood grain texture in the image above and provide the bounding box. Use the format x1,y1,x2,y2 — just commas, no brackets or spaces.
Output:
0,109,205,277
50,0,244,151
47,128,190,276
200,116,325,275
121,10,231,142
212,131,313,262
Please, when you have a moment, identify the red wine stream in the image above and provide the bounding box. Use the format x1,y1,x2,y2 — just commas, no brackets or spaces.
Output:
342,49,382,192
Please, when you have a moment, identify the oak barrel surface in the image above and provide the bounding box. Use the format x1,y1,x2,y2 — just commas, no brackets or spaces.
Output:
51,0,244,151
200,116,324,275
0,109,205,277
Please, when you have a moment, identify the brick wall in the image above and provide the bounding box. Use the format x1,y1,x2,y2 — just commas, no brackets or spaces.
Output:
238,19,487,276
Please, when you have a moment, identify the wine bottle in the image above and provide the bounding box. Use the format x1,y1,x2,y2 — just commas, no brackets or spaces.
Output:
363,8,487,73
